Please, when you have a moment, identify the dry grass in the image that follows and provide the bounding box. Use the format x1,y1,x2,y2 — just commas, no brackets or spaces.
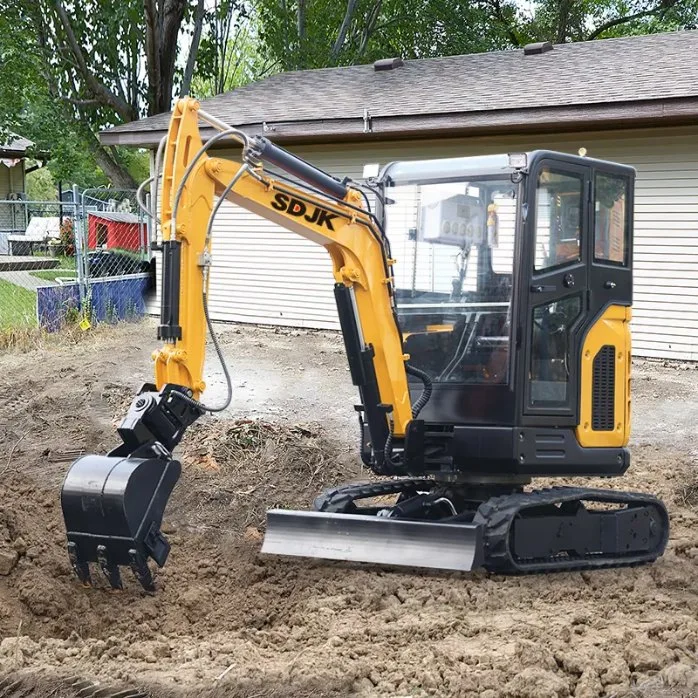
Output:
173,418,349,535
0,324,88,352
0,671,351,698
675,471,698,510
0,319,146,353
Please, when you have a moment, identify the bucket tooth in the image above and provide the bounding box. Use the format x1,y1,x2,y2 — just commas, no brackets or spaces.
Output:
128,549,155,592
262,509,484,572
67,541,92,586
97,545,123,590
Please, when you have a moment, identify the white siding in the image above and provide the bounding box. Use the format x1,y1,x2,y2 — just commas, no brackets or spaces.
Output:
170,124,698,360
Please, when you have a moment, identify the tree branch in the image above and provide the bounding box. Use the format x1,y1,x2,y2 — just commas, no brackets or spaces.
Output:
586,3,675,40
180,0,205,96
52,0,136,122
485,0,522,47
331,0,359,63
60,96,102,107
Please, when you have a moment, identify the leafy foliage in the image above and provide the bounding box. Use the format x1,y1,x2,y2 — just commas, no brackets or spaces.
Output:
25,167,57,201
1,0,696,189
254,0,698,70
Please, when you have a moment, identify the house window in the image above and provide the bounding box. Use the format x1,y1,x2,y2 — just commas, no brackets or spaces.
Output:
96,222,108,247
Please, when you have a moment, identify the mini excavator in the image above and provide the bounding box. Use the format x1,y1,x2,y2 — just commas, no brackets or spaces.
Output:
61,98,669,590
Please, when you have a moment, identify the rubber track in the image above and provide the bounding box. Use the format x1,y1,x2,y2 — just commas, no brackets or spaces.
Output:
474,486,670,574
312,481,669,575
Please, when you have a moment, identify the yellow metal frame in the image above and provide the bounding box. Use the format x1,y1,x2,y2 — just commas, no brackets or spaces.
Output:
155,98,412,436
575,304,632,447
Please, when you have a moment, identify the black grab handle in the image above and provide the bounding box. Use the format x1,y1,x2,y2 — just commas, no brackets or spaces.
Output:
249,136,349,200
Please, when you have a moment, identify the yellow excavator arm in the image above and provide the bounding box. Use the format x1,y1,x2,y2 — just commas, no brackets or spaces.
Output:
60,98,422,591
156,97,412,436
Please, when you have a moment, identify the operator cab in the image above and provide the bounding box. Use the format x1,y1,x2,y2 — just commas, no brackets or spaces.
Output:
377,151,633,475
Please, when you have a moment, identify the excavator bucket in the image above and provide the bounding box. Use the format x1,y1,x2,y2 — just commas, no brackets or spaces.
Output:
261,509,484,572
61,453,181,591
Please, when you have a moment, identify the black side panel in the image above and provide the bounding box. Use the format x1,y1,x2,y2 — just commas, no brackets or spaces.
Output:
592,345,615,431
516,427,628,475
410,384,516,426
443,425,628,476
450,425,515,472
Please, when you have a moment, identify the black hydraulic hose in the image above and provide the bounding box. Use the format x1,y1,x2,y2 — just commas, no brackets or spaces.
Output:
382,363,433,471
406,363,433,419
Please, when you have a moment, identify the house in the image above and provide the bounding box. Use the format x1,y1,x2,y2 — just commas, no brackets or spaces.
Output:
0,133,31,198
0,133,33,250
88,211,147,252
102,30,698,360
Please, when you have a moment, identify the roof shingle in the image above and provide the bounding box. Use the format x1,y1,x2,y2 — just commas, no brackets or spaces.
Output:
102,30,698,145
0,133,34,154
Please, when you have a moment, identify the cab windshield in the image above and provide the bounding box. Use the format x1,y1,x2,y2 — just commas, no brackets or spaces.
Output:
385,178,517,385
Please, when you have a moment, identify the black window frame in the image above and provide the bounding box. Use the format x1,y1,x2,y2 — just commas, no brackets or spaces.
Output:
592,171,631,268
532,167,586,275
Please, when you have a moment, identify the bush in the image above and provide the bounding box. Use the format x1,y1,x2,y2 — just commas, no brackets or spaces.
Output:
59,218,75,257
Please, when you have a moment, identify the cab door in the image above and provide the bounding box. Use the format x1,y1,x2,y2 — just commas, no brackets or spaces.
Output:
520,157,591,425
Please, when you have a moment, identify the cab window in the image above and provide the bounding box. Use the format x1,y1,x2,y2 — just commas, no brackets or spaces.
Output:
594,172,628,265
534,169,584,272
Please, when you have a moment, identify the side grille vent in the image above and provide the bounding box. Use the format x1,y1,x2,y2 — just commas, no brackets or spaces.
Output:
592,345,615,431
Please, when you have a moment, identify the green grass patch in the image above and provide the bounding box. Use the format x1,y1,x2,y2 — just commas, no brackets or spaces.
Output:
0,279,37,329
30,269,77,283
34,253,76,268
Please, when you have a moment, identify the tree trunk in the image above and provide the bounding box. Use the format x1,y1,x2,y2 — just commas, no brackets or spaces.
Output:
555,0,573,43
86,136,137,188
144,0,187,116
181,0,205,96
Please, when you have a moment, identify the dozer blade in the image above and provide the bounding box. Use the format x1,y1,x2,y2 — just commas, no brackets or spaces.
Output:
262,509,484,572
61,452,181,591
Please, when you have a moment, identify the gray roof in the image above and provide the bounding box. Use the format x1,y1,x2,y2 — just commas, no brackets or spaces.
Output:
0,133,34,155
102,30,698,147
89,211,143,224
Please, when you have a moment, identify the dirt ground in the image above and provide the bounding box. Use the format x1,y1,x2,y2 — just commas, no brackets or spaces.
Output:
0,320,697,698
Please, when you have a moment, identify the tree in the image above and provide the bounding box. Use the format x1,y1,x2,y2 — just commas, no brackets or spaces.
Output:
0,0,216,187
192,3,278,97
491,0,698,45
253,0,524,70
25,166,57,201
253,0,698,71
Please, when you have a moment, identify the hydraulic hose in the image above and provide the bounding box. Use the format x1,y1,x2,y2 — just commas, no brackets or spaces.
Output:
170,283,233,414
382,363,433,472
167,165,251,415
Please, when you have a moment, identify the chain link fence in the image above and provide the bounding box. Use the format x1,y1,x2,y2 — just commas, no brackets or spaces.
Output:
0,187,154,334
78,188,153,327
0,197,81,331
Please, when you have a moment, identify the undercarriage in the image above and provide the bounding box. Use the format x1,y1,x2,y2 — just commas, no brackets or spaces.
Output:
263,478,669,574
